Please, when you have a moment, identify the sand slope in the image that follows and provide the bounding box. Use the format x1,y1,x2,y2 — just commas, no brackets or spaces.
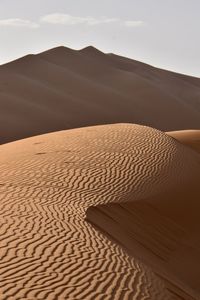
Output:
167,130,200,153
1,124,200,299
1,46,200,144
86,126,200,299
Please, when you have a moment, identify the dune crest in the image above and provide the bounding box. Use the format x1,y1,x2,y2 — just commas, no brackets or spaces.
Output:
1,123,200,299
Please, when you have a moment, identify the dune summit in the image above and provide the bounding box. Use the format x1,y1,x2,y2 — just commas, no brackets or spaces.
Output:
1,45,200,144
0,123,200,299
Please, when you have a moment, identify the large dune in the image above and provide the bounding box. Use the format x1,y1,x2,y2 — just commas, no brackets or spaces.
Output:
1,46,200,144
1,123,200,299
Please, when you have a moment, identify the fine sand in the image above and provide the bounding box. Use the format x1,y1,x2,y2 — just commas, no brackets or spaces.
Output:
1,46,200,144
167,130,200,153
1,124,200,299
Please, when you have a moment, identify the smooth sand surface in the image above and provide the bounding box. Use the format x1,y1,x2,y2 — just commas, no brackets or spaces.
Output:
1,124,200,299
167,130,200,153
1,46,200,144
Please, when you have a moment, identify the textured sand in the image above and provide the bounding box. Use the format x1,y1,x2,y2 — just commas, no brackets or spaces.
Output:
86,126,200,299
1,46,200,144
1,124,200,299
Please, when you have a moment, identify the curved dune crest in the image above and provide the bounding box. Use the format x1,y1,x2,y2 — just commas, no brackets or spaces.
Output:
0,124,200,299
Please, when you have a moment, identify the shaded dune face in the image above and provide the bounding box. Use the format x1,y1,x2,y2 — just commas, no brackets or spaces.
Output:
0,123,200,299
1,45,200,144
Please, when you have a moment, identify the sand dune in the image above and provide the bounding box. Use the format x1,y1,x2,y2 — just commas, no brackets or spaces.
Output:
167,130,200,153
0,123,200,299
86,125,200,299
1,45,200,144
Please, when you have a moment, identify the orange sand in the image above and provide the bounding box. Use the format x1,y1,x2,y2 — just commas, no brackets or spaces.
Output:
1,124,200,299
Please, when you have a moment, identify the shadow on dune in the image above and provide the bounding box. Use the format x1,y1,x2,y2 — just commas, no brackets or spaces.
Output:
86,183,200,300
86,132,200,300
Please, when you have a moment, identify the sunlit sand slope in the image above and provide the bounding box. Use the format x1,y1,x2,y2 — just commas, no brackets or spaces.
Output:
167,130,200,153
1,124,199,299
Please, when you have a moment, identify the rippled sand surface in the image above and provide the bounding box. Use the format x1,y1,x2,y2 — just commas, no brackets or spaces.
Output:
1,124,200,299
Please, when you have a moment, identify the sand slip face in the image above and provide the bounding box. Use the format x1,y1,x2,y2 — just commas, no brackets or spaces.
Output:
0,124,200,299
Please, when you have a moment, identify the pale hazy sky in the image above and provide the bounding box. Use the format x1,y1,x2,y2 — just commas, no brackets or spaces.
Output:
0,0,199,77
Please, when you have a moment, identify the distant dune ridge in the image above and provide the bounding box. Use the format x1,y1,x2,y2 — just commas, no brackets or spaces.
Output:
0,123,200,299
1,45,200,144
